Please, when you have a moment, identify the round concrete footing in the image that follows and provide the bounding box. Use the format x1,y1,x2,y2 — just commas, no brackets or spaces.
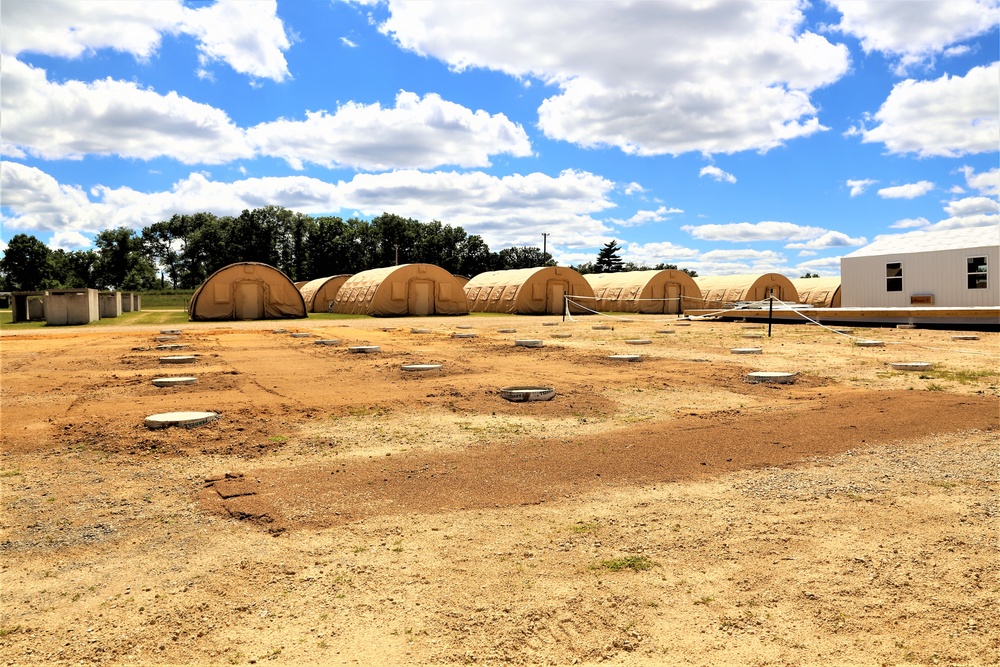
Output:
152,377,197,387
348,346,380,353
731,347,763,354
854,340,885,347
160,329,182,335
657,329,675,334
155,335,179,342
542,322,560,327
742,334,763,339
159,355,197,364
592,325,611,330
456,325,474,330
401,364,442,372
315,339,340,345
144,411,218,429
411,328,431,334
155,344,188,350
624,339,651,345
515,339,544,348
500,386,555,402
452,332,477,338
498,328,517,333
272,329,288,334
674,322,691,327
746,372,795,384
952,335,979,341
608,354,642,362
890,362,933,371
290,332,313,338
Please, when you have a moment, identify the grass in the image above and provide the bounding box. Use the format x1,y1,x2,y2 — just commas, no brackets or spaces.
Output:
570,522,599,535
919,368,999,384
594,555,655,572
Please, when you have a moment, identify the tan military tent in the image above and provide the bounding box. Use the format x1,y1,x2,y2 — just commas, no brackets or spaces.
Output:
464,266,594,315
698,273,798,309
333,264,468,317
792,277,842,308
453,275,470,288
585,269,702,314
189,262,307,321
299,275,352,313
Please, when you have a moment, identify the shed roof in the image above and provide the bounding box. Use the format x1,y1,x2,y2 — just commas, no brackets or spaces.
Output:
844,225,999,259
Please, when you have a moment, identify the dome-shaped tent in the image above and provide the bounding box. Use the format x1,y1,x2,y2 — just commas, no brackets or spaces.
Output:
299,275,352,313
697,273,798,309
792,277,841,308
333,264,468,317
585,269,702,314
465,266,594,315
189,262,307,321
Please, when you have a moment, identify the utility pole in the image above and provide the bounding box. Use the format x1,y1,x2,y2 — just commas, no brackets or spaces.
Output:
542,233,549,261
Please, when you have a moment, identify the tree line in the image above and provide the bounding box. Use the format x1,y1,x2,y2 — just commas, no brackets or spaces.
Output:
0,208,698,292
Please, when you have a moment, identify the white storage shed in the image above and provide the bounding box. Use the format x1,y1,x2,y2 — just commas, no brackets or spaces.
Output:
840,226,999,308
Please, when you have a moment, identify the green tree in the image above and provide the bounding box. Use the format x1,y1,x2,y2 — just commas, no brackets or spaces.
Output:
0,234,51,290
595,240,624,273
94,227,157,290
497,246,553,270
47,249,98,288
800,271,820,278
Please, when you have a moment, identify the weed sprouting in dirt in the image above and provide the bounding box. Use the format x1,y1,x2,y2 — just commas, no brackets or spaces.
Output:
594,555,655,572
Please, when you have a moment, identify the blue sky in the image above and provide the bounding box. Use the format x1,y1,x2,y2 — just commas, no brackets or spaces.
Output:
1,0,997,277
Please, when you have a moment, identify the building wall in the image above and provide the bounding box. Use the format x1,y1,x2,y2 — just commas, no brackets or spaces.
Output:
99,292,123,318
46,289,99,325
841,245,1000,307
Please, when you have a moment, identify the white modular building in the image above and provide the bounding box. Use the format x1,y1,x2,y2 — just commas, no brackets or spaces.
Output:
840,226,999,308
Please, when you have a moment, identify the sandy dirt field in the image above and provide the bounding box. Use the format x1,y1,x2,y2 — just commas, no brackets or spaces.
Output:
1,314,998,666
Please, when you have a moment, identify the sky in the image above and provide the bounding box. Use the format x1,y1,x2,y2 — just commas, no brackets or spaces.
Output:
1,0,998,277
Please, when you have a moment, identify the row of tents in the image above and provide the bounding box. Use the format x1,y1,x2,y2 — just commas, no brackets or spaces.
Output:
188,262,841,321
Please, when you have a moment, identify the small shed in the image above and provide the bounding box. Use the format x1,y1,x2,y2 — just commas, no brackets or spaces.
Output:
841,226,999,308
120,292,134,313
333,264,468,317
299,275,352,313
585,270,702,314
10,291,46,322
792,277,842,308
99,291,122,318
189,262,307,321
45,289,99,325
465,266,594,315
698,273,798,309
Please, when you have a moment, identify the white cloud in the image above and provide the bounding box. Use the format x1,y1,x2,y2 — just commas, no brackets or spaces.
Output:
699,166,737,184
944,196,1000,217
1,57,254,163
682,221,827,242
797,250,817,257
0,162,617,250
50,230,93,250
846,178,877,196
856,63,999,157
925,214,999,231
691,248,789,276
620,241,700,267
1,0,291,82
248,91,532,170
785,231,866,249
793,256,843,276
379,1,849,156
950,185,966,194
341,37,358,48
623,182,645,196
959,166,1000,197
877,181,935,199
890,217,931,229
827,0,999,74
611,206,683,228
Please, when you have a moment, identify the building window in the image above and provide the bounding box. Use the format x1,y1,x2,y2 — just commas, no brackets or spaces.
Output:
968,256,987,289
886,262,902,292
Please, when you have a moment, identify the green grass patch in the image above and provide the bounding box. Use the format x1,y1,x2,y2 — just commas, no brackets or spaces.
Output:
594,555,655,572
90,311,190,327
570,522,599,535
0,469,23,478
137,290,196,309
918,368,999,384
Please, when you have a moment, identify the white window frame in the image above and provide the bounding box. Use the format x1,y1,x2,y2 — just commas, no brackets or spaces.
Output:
967,255,988,290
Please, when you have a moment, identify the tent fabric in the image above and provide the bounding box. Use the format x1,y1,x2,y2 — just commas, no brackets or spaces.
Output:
299,275,352,313
464,266,594,314
792,277,842,308
332,264,469,317
585,270,702,314
189,262,307,321
697,273,799,309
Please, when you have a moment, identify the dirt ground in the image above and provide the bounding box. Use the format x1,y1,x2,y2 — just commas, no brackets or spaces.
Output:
1,314,998,666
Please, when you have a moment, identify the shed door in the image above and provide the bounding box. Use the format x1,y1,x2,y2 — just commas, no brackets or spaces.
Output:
409,280,433,316
547,282,566,315
235,282,264,320
664,282,680,314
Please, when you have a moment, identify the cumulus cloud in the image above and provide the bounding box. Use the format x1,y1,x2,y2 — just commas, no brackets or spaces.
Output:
623,182,645,196
620,241,700,267
691,248,789,275
827,0,999,74
0,162,617,249
379,1,849,156
854,63,999,157
682,221,828,242
50,230,93,250
944,196,1000,217
959,166,999,197
793,256,843,276
699,166,737,184
1,0,291,82
248,91,532,170
1,57,254,163
924,213,999,231
785,231,867,249
341,37,358,48
890,217,931,229
611,206,683,228
846,178,877,196
877,181,935,199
